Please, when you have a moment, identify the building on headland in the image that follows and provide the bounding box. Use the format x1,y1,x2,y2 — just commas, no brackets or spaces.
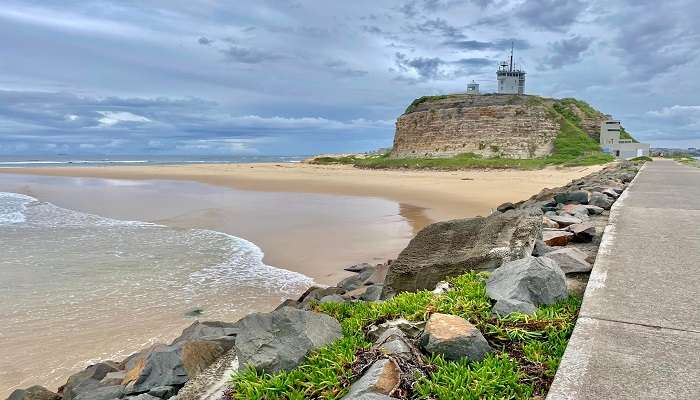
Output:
466,80,480,95
496,44,526,94
599,119,650,159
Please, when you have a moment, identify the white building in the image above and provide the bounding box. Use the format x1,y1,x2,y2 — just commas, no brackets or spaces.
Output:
466,80,480,95
497,45,525,94
600,120,650,159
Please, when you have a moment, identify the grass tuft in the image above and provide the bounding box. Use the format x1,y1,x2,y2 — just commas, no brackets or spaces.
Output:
227,272,582,399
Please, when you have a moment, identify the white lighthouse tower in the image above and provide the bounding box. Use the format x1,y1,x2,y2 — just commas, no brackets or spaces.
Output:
497,43,526,94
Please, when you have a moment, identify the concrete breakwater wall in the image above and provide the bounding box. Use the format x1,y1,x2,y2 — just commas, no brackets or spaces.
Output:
8,162,644,400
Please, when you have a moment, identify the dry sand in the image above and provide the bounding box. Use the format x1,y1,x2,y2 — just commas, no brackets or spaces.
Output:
2,162,604,223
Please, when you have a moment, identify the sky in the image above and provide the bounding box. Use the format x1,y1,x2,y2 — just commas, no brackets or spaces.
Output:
1,0,699,156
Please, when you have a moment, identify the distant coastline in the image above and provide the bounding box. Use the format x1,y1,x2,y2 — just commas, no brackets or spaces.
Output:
0,155,307,168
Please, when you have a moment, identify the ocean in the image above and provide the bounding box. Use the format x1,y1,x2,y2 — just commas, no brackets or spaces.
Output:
0,154,306,168
0,190,313,393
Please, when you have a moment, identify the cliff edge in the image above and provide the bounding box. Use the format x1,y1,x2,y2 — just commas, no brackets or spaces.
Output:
391,94,606,160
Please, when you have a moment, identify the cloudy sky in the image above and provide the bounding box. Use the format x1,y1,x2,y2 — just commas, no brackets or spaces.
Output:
1,0,699,156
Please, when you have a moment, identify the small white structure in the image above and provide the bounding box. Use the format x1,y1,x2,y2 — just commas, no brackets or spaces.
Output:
466,80,480,95
497,44,525,94
600,120,650,159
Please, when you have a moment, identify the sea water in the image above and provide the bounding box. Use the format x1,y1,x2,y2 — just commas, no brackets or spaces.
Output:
0,192,312,393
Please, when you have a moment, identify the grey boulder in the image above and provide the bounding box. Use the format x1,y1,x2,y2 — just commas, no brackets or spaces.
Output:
61,362,120,400
7,386,60,400
554,190,589,204
547,214,582,227
234,307,342,373
383,209,542,295
486,256,568,314
359,284,384,301
367,319,426,342
420,313,492,361
568,223,596,242
72,386,124,400
341,359,400,399
541,248,592,274
589,192,614,210
319,294,346,304
491,298,537,316
337,266,376,291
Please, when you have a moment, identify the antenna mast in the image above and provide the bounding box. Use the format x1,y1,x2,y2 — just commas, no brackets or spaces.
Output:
509,41,514,72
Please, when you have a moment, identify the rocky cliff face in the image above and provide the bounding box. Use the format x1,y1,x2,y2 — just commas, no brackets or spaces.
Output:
390,94,604,159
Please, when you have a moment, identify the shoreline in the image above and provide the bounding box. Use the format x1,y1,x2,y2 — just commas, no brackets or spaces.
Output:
0,162,606,224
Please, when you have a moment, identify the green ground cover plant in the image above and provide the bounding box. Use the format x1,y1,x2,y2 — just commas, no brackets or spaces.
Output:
228,272,581,400
311,98,616,170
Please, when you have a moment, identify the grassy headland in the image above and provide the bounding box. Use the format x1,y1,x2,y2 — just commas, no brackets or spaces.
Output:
228,272,580,399
311,97,620,170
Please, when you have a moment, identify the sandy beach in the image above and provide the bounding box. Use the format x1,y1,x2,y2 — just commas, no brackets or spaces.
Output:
1,162,604,223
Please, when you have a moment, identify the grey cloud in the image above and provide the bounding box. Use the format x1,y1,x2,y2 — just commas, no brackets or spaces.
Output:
198,36,213,45
443,38,530,51
394,53,491,81
324,60,368,78
540,36,591,69
220,45,282,64
413,18,465,40
613,8,700,78
516,0,587,31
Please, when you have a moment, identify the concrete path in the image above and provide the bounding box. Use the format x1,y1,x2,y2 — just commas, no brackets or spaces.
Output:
547,160,700,400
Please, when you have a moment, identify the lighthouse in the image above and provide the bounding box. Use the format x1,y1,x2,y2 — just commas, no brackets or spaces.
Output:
497,43,526,94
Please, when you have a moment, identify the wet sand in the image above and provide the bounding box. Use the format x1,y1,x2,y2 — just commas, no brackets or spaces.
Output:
1,162,604,223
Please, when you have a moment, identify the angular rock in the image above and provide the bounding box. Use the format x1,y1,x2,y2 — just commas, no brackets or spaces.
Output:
122,334,234,394
583,205,604,215
73,386,124,400
341,359,400,399
337,266,376,291
234,307,342,373
532,239,555,256
7,386,60,400
560,204,589,216
554,190,589,205
420,313,492,361
123,345,188,393
542,229,574,246
602,188,620,198
496,202,515,212
171,321,238,345
541,247,592,274
298,286,346,303
100,371,125,386
491,298,537,316
360,284,384,301
589,192,614,210
62,361,120,400
274,299,299,310
319,294,346,304
568,222,596,242
547,214,582,227
344,263,372,273
147,385,178,399
128,395,161,400
542,216,559,228
486,256,567,310
374,329,414,356
383,209,542,295
366,319,426,342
